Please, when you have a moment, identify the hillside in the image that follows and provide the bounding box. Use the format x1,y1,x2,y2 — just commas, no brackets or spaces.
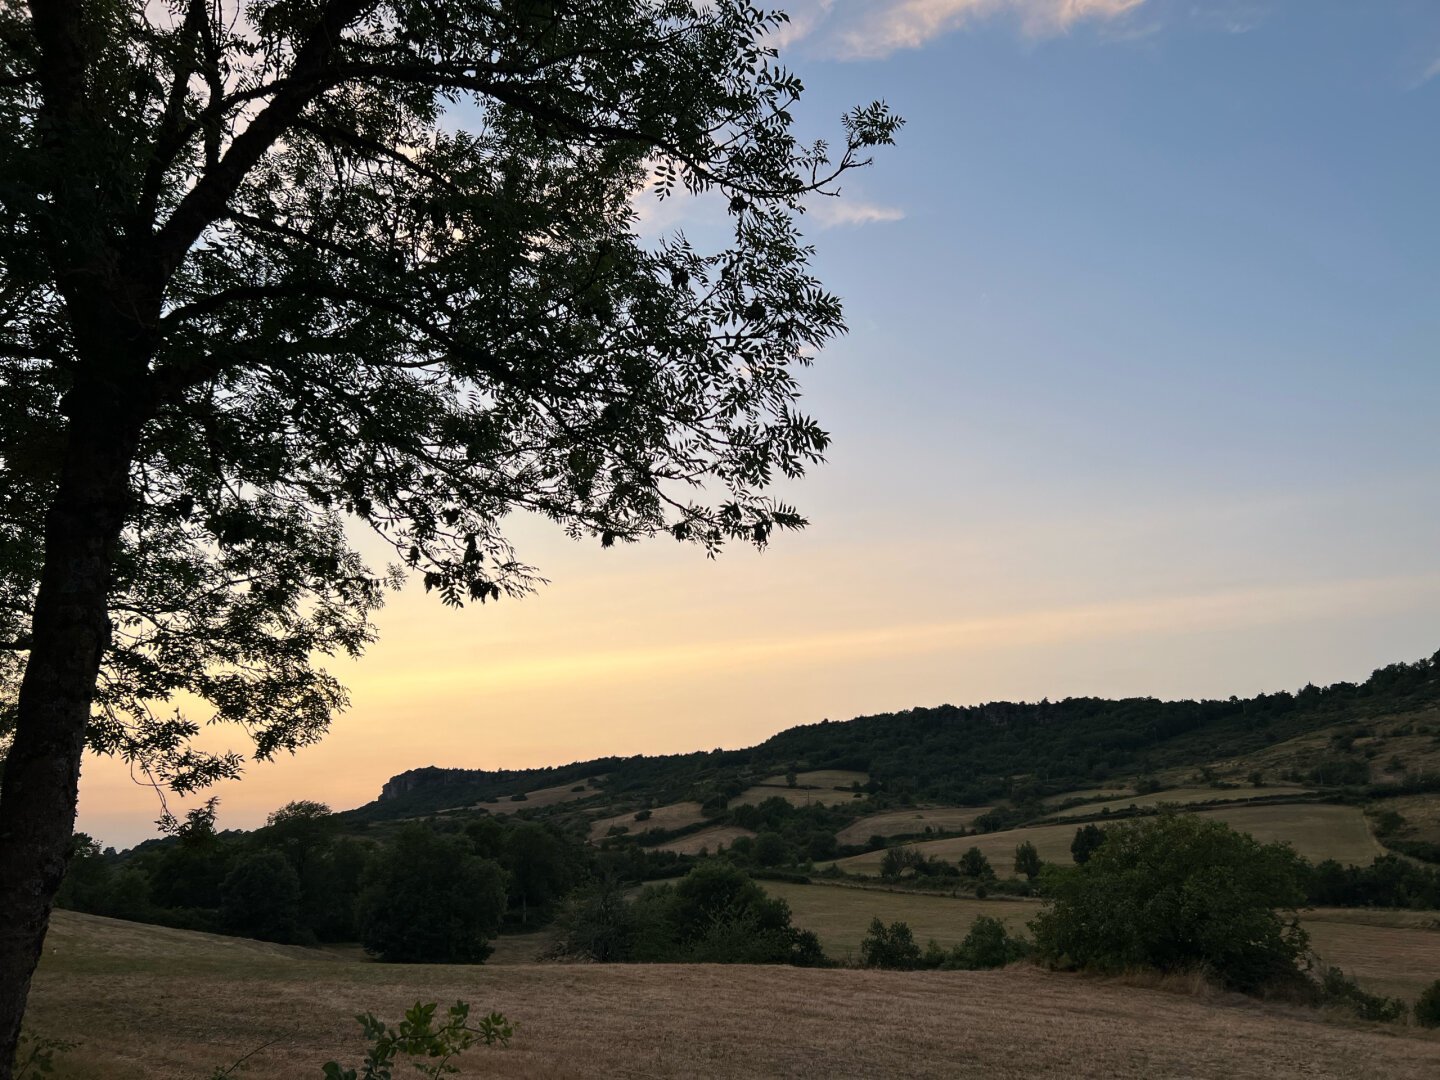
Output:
26,911,1440,1079
348,652,1440,824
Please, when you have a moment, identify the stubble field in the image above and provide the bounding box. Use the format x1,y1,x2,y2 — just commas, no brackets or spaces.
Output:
23,911,1440,1080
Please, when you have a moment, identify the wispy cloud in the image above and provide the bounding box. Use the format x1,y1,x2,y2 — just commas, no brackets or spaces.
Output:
774,0,1150,60
1418,55,1440,87
808,196,906,228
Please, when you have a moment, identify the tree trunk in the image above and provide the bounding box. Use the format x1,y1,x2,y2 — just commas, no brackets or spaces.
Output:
0,381,143,1079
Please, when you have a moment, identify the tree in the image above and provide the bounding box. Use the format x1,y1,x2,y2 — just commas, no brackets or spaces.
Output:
958,846,992,880
358,825,507,963
1070,824,1106,865
0,0,899,1063
1013,840,1041,881
1031,813,1310,992
219,849,303,943
859,917,920,970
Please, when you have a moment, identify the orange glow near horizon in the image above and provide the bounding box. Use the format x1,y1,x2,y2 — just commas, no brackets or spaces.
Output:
74,504,1440,847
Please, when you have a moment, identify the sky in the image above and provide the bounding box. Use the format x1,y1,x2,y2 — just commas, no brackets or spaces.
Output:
80,0,1440,847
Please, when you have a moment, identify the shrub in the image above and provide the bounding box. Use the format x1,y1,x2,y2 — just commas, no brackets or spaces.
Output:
951,916,1029,970
1415,979,1440,1028
1032,813,1309,992
321,1001,514,1080
358,824,507,963
1315,966,1407,1023
566,864,826,966
860,917,921,970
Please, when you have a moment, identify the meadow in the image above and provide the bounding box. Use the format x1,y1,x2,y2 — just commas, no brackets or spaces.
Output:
1045,785,1313,819
834,806,994,846
833,802,1383,876
25,912,1440,1080
587,800,708,841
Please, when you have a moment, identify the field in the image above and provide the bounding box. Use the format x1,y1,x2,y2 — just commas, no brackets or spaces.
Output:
762,881,1040,959
467,781,600,815
1046,786,1313,819
587,800,709,841
647,824,755,855
833,803,1383,876
24,911,1440,1079
762,882,1440,1002
726,770,870,810
835,806,993,846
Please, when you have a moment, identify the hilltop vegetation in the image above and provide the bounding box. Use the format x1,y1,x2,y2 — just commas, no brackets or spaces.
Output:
351,649,1440,823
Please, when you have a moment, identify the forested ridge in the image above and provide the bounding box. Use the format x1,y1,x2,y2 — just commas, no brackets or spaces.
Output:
353,651,1440,820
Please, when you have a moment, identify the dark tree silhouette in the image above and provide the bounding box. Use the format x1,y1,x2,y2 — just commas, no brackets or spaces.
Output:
0,1,899,1066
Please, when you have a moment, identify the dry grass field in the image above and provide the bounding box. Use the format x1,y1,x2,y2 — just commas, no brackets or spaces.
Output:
834,803,1383,877
758,769,870,789
25,911,1440,1079
587,800,709,842
724,769,870,811
762,881,1040,959
467,781,600,815
834,806,993,846
1304,909,1440,1002
1046,785,1313,819
763,882,1440,1002
647,824,755,855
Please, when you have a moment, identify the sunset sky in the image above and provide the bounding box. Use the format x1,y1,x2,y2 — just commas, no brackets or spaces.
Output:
80,0,1440,847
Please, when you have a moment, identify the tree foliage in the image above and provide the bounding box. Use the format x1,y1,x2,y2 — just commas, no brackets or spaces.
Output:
0,0,899,790
1032,814,1310,992
358,825,506,963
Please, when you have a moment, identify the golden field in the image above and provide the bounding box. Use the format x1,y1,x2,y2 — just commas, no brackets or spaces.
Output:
833,802,1384,876
24,911,1440,1079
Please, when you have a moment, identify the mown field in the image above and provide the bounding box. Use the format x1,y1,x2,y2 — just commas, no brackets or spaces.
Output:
587,800,708,841
834,806,994,846
761,881,1440,1002
26,911,1440,1079
834,802,1383,876
649,824,755,855
1046,785,1313,819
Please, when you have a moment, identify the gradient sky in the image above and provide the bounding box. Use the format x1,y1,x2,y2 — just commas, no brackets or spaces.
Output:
80,0,1440,847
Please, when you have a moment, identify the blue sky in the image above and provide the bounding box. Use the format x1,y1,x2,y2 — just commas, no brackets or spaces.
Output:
79,0,1440,844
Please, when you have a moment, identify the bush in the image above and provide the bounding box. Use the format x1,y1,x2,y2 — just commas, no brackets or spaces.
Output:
1315,966,1407,1023
1032,813,1309,992
860,917,921,970
951,916,1029,969
358,824,507,963
320,1001,514,1080
557,864,825,966
1415,979,1440,1028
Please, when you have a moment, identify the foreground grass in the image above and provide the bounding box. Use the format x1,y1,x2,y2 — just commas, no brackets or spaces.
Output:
26,911,1440,1079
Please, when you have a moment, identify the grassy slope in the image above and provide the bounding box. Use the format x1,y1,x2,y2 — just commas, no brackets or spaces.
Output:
835,806,995,846
27,912,1440,1080
834,803,1384,876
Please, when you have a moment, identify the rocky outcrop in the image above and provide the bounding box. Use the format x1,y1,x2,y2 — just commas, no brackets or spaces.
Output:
378,766,484,801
